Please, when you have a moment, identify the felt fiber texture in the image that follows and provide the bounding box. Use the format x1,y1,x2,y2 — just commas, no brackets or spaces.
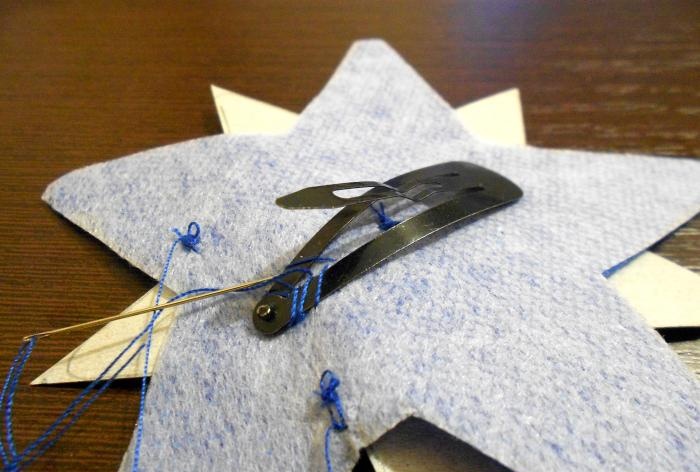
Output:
43,41,700,472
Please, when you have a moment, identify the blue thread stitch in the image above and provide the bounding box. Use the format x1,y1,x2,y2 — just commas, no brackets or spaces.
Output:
268,258,334,327
370,202,400,230
315,262,331,307
172,221,201,252
317,370,348,472
133,221,204,471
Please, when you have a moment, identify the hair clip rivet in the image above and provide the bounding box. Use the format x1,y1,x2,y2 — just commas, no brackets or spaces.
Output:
256,304,275,321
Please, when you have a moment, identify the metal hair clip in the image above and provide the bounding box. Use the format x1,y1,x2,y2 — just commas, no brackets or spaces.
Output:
253,161,523,334
24,161,521,341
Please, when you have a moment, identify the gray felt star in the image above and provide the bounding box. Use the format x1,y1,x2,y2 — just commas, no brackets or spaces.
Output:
44,41,700,472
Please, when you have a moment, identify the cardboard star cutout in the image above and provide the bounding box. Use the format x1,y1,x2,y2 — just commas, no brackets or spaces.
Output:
43,41,700,471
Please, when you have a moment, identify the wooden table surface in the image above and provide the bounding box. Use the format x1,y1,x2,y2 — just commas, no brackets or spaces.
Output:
1,1,698,470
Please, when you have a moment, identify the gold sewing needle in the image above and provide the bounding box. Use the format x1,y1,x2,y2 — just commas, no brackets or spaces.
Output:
23,274,276,342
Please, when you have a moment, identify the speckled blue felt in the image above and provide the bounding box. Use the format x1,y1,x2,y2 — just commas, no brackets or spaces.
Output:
44,41,700,472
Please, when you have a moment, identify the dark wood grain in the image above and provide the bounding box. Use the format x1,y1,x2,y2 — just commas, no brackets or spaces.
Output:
1,1,698,470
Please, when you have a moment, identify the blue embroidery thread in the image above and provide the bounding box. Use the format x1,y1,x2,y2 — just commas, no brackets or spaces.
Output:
370,202,400,230
132,221,204,471
317,370,348,472
0,222,334,470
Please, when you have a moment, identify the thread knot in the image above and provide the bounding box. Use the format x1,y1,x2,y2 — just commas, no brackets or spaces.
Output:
318,370,347,431
172,221,201,252
371,202,400,231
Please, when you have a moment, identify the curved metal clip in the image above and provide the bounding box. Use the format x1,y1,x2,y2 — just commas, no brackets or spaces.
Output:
253,161,523,335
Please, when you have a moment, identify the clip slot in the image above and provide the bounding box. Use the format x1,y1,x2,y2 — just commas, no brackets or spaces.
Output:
276,181,410,209
253,161,523,335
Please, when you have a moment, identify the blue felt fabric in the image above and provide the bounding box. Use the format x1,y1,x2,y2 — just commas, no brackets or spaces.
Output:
43,41,700,471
